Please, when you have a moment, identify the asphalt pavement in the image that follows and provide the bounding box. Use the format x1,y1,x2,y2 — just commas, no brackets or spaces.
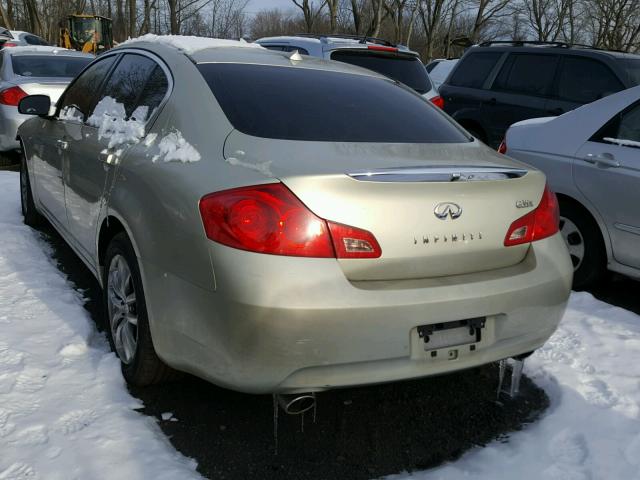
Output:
33,218,637,480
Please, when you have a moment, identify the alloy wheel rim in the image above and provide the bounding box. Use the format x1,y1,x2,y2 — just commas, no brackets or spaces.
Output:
107,254,139,364
559,216,585,271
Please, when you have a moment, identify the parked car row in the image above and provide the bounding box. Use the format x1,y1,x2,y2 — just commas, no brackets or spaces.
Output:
503,86,640,289
440,41,640,147
0,46,93,151
16,36,572,397
256,34,443,107
0,28,49,48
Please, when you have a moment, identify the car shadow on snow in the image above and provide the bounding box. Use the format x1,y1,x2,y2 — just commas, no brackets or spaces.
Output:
35,220,552,480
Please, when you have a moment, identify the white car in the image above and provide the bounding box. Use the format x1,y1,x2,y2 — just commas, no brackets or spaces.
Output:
0,30,49,48
255,34,442,107
503,85,640,289
426,58,458,91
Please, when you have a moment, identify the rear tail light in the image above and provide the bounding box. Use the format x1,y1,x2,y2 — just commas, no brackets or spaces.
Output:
0,86,27,106
497,139,507,154
2,42,18,47
199,183,382,259
430,95,445,109
504,185,560,247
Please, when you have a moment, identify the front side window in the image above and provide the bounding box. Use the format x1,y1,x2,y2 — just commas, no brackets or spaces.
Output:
449,52,502,89
492,53,558,97
58,55,117,121
330,50,431,94
11,55,91,78
198,63,469,143
556,56,624,104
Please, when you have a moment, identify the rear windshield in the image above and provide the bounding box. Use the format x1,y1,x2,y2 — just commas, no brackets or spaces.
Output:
197,63,469,143
11,55,91,78
620,58,640,85
330,50,432,94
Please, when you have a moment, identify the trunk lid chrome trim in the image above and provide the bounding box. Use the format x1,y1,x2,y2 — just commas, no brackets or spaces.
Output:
348,166,529,183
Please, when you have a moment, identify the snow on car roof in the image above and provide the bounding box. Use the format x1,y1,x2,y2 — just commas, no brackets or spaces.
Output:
122,34,264,55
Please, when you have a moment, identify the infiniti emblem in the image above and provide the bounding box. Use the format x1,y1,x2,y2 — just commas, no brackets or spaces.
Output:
434,202,462,220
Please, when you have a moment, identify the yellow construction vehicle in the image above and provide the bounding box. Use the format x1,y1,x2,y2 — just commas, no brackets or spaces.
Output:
59,14,113,54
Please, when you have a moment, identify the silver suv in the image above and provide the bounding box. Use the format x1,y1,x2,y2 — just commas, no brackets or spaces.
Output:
256,34,442,107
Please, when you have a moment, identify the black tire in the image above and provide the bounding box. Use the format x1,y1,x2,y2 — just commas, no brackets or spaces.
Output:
559,200,606,290
103,232,176,385
20,154,43,227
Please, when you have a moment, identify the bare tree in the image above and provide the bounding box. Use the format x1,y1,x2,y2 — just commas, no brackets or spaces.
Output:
291,0,327,32
522,0,570,41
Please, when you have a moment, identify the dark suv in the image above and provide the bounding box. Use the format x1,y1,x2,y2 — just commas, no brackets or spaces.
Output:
440,41,640,147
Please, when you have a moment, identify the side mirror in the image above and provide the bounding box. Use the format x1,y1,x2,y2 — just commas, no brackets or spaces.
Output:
18,95,51,116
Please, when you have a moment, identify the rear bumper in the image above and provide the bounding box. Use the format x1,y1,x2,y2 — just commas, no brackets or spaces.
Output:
143,233,572,394
0,106,26,151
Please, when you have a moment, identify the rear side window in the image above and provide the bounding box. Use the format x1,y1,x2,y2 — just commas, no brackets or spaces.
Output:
492,54,558,96
24,34,48,45
620,58,640,85
262,45,309,55
198,63,468,143
556,57,624,103
11,55,91,77
97,53,159,118
330,50,432,94
449,52,502,89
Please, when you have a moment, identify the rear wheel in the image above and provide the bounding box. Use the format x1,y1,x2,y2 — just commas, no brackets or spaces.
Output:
559,201,606,290
20,154,43,227
103,233,175,385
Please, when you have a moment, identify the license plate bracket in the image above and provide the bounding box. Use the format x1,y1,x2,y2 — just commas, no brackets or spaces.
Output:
417,317,486,350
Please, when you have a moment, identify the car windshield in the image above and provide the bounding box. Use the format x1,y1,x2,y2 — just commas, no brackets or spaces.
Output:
330,50,432,94
620,58,640,85
11,55,91,78
197,63,468,143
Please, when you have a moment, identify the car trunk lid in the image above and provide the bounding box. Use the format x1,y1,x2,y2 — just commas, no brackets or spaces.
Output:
224,131,546,281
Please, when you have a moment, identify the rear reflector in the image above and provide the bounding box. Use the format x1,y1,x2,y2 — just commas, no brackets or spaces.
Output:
504,185,560,247
0,86,27,106
367,45,398,52
430,95,445,109
199,183,382,259
497,140,507,154
328,222,381,259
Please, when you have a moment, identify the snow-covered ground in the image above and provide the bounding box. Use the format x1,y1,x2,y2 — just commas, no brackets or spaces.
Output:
395,292,640,480
0,172,202,479
0,169,639,479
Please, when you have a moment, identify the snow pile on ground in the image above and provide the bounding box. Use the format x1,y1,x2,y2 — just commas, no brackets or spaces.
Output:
87,96,147,149
155,130,201,163
123,34,264,55
0,172,202,480
393,292,640,480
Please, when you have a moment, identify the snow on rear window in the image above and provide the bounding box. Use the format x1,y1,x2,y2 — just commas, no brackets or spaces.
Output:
121,34,264,55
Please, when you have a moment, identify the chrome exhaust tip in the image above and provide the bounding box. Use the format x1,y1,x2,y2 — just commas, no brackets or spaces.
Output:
276,393,316,415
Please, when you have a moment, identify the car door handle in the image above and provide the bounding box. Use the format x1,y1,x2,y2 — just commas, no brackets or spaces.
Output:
583,153,620,168
56,139,69,150
486,97,497,105
99,151,120,165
